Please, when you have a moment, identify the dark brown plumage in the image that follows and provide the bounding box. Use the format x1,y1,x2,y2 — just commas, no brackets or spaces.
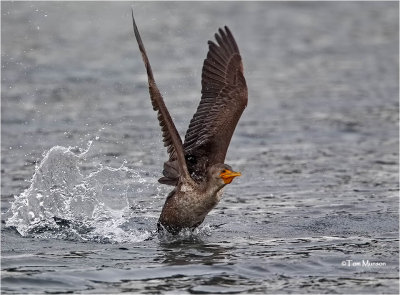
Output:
131,11,247,234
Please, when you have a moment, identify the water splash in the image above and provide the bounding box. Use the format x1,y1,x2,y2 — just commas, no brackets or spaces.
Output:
5,143,157,243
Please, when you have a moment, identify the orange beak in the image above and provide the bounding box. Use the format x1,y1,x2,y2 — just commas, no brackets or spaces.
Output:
220,169,241,184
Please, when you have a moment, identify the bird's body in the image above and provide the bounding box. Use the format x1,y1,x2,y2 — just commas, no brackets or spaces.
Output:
131,12,247,234
158,180,223,234
158,163,235,233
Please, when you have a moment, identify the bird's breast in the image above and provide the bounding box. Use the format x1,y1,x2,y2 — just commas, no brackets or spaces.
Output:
159,183,223,229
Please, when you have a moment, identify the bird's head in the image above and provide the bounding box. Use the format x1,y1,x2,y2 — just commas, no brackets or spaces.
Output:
208,163,241,186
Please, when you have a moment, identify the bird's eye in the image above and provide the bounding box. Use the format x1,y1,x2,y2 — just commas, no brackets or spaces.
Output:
222,169,226,173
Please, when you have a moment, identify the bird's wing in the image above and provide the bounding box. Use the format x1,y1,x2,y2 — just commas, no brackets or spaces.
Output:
183,26,248,181
131,11,190,182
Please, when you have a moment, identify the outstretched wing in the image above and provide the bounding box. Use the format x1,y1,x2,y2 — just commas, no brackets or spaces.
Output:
131,11,190,182
183,26,248,182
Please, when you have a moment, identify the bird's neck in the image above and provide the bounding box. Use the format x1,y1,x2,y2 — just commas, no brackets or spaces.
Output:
202,179,225,196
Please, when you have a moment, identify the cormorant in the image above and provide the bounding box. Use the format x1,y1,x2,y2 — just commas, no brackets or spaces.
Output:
131,11,248,234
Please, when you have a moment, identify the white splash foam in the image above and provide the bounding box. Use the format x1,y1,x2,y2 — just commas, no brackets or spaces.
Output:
5,143,157,243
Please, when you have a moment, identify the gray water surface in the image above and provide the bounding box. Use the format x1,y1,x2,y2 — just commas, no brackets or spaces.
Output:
1,2,399,294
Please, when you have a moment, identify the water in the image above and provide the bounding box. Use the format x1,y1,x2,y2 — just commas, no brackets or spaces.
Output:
1,1,399,294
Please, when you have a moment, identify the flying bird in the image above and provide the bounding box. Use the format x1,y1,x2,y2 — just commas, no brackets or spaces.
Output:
131,11,248,234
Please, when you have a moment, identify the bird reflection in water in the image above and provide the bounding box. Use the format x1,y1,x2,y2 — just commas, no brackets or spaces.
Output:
157,239,234,266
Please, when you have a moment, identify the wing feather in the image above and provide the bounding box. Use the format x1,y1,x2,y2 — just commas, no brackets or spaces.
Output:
183,26,248,182
131,11,190,182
